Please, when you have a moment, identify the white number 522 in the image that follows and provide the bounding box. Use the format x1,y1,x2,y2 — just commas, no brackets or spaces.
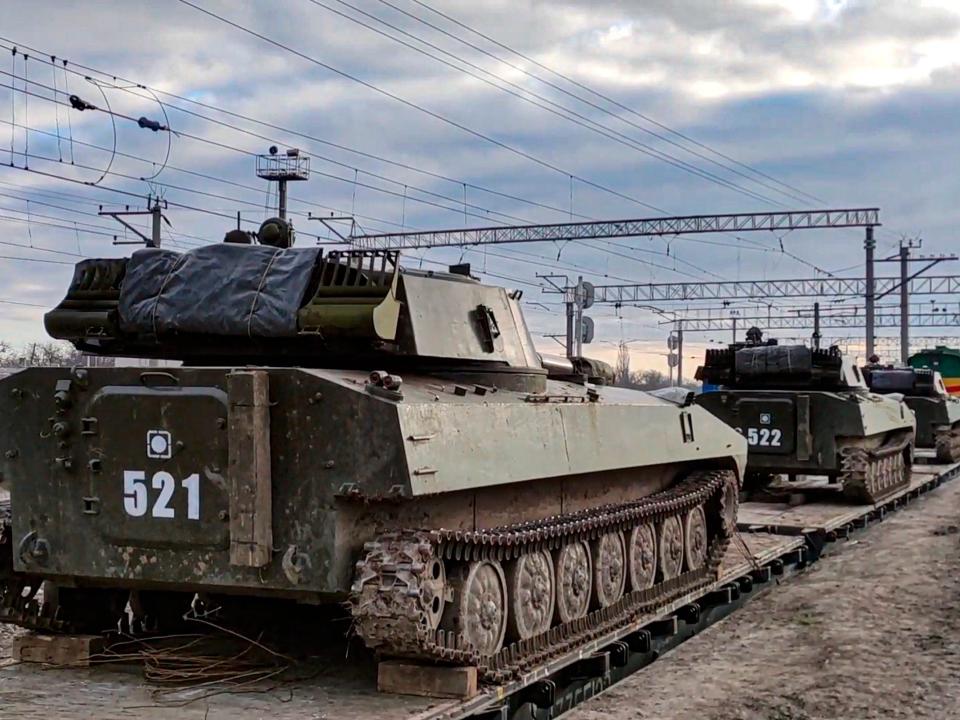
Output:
744,427,782,447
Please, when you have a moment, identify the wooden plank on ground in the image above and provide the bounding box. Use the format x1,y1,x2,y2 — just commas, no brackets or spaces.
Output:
227,370,273,567
378,660,478,699
719,532,804,579
13,634,104,667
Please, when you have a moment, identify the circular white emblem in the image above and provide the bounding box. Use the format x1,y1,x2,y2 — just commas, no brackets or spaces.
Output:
146,430,173,459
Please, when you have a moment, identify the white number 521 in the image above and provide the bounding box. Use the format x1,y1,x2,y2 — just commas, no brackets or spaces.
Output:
123,470,200,520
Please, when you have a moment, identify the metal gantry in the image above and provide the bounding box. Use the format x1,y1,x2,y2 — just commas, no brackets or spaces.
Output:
349,208,880,251
676,312,960,332
578,275,960,304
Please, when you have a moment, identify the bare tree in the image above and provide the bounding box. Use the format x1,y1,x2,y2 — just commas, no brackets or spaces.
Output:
614,342,631,386
0,340,87,368
613,366,673,391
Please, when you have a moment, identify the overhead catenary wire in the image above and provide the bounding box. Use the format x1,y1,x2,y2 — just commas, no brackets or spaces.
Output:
2,155,634,285
3,144,829,289
0,74,549,228
0,36,834,280
173,0,670,215
61,57,75,163
0,45,836,284
49,55,63,162
0,298,49,308
8,47,14,165
0,253,73,265
302,0,786,207
0,35,622,224
0,113,406,235
21,51,28,166
1,112,721,283
402,0,825,204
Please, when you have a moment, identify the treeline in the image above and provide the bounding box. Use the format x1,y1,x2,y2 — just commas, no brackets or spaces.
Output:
0,341,113,368
614,368,676,390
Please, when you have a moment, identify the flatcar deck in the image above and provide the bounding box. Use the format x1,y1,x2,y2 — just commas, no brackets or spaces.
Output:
1,460,957,720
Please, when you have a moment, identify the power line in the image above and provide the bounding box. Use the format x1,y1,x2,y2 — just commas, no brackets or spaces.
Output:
0,78,544,229
0,36,832,280
3,112,718,282
0,35,604,223
0,113,411,234
0,253,73,265
0,44,834,282
0,298,49,308
173,0,668,214
402,0,824,204
303,0,786,206
1,157,676,285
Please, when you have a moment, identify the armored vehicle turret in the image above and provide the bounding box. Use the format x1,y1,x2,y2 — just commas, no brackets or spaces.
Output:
863,365,960,463
694,330,915,503
0,240,746,677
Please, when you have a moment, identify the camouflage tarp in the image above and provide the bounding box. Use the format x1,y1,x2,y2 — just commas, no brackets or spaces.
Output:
735,345,813,377
118,244,322,337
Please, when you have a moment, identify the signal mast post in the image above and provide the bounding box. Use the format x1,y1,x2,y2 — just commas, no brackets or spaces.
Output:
256,146,310,221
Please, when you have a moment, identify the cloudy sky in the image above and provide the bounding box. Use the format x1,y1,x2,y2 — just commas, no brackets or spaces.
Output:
2,0,959,371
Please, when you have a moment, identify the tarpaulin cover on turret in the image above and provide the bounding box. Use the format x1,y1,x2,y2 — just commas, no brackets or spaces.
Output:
117,244,322,337
735,345,813,377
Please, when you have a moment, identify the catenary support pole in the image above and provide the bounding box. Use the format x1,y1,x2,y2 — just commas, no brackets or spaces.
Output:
865,226,876,358
676,322,684,385
574,276,584,358
812,302,821,350
900,243,910,364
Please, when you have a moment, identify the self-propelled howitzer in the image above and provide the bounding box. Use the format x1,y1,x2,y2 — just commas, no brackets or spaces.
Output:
695,335,915,503
0,242,745,677
863,365,960,463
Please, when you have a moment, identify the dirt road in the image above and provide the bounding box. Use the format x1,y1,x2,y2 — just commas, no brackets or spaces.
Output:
569,477,960,720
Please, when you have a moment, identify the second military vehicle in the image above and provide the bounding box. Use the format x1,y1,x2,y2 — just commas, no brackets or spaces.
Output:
863,365,960,463
695,329,915,503
0,239,746,679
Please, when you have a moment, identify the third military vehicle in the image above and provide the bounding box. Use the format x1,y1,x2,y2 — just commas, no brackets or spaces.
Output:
0,238,746,679
695,329,915,503
863,365,960,463
910,345,960,396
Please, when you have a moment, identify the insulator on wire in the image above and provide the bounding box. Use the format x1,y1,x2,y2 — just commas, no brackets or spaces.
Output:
69,94,95,111
137,116,166,132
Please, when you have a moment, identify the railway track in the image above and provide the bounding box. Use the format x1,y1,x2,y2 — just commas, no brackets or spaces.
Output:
0,457,957,720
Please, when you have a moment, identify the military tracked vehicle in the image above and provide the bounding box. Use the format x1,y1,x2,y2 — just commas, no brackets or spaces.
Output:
0,240,746,678
694,330,915,503
863,365,960,463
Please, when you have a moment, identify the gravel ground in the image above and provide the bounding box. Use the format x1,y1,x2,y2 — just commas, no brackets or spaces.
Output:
568,476,960,720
